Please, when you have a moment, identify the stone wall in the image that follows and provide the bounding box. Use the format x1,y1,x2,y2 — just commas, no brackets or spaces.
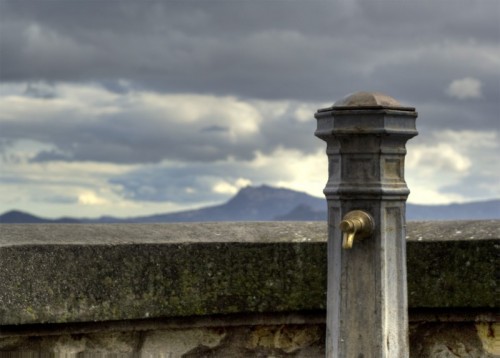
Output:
0,220,498,357
1,319,498,357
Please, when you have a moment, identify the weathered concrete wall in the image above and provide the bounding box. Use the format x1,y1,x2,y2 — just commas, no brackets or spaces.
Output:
0,222,327,325
0,221,498,357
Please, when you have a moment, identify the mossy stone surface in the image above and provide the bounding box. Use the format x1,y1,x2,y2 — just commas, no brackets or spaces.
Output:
0,221,498,325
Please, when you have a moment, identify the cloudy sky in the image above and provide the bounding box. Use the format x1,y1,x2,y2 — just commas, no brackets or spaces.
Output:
0,0,499,219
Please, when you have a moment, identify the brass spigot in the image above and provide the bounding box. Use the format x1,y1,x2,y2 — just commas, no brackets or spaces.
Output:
339,210,374,249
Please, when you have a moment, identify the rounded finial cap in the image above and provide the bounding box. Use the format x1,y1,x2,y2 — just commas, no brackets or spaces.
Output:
333,91,412,110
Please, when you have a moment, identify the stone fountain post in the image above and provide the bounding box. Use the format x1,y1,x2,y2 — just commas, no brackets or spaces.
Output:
315,92,418,357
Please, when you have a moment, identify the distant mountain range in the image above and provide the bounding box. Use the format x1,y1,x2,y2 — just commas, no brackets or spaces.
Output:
1,185,499,223
0,210,82,224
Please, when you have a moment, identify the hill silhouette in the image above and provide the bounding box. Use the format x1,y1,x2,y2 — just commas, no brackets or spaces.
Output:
1,185,499,223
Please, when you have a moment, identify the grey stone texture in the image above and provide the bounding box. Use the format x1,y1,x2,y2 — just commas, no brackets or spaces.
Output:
332,91,414,109
1,321,497,357
315,91,418,357
0,220,498,357
0,323,326,357
0,222,326,326
0,221,498,326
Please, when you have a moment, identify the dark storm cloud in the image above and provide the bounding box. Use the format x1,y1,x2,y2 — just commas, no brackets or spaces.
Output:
1,88,319,164
11,112,257,164
109,160,281,204
39,195,78,205
24,82,57,99
2,1,498,105
109,164,232,203
0,0,499,165
200,125,229,133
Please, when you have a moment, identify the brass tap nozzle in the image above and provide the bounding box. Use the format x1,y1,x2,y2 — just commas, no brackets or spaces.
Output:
339,210,374,249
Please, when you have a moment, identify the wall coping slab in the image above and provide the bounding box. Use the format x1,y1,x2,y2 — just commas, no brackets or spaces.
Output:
0,220,498,326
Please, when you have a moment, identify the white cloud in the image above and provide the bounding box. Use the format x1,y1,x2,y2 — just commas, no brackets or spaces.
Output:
78,192,108,206
1,128,498,217
0,157,205,218
439,130,497,148
0,144,179,217
407,186,465,206
213,178,252,195
406,130,499,204
1,1,499,219
1,83,322,164
294,104,318,123
446,77,482,99
407,143,471,173
251,148,327,198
